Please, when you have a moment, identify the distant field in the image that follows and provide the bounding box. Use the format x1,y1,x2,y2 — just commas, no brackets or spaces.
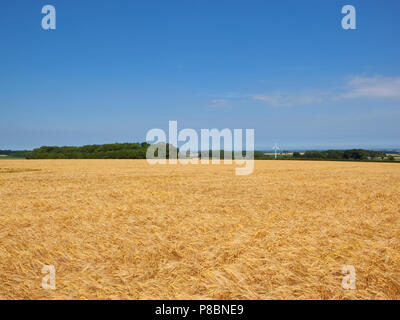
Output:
0,159,399,299
387,154,400,161
0,157,25,160
264,152,294,156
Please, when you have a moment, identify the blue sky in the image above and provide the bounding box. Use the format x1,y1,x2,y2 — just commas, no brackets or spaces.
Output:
1,0,399,150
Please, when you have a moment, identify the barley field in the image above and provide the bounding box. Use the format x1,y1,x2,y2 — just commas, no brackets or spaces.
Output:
0,159,399,299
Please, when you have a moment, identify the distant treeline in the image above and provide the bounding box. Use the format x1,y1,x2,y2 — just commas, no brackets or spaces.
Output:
25,143,177,159
292,149,386,160
198,150,255,159
216,150,388,161
1,145,395,161
0,150,29,158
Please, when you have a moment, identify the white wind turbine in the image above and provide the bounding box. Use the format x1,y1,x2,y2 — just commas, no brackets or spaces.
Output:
273,143,280,159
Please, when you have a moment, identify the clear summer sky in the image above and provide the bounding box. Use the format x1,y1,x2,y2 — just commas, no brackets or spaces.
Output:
1,0,399,150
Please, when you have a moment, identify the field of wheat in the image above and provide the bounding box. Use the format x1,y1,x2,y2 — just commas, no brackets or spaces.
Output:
0,159,399,299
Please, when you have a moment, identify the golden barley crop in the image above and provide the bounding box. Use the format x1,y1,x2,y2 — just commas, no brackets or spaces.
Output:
0,159,399,299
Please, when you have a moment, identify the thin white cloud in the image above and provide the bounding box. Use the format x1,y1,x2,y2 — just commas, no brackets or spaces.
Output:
340,75,400,99
251,75,400,107
252,93,323,107
209,99,230,108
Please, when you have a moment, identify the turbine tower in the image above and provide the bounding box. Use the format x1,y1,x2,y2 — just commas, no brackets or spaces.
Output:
273,143,280,159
